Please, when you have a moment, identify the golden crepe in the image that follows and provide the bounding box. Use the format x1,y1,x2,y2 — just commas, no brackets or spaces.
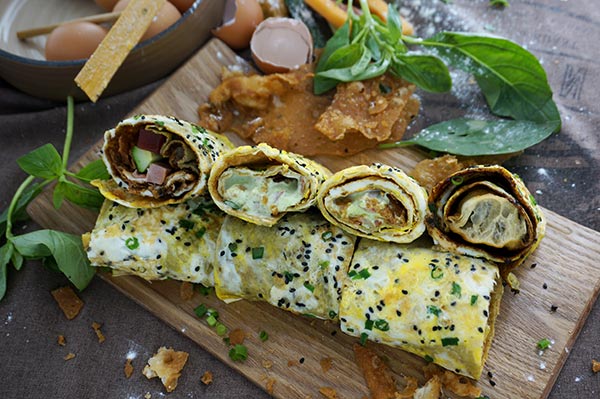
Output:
340,238,503,380
208,143,331,226
214,210,356,319
317,163,428,243
93,115,234,208
83,196,224,286
425,165,545,279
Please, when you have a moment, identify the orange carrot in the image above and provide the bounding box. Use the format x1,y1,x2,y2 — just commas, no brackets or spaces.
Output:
304,0,348,28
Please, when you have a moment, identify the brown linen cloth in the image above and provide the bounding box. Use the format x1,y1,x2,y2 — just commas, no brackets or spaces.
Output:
0,0,598,398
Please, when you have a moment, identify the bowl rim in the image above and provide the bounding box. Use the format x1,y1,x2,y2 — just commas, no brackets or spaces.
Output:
0,0,203,66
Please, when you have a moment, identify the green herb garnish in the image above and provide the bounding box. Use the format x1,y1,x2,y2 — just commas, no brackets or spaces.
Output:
215,323,228,336
228,242,238,252
321,231,333,241
315,1,561,156
179,219,195,230
489,0,509,7
427,305,441,317
259,330,269,342
206,315,218,327
374,319,390,331
1,96,106,301
359,332,368,346
228,344,248,361
319,260,330,269
197,283,212,296
303,282,315,292
328,310,337,319
441,337,459,346
195,227,206,239
450,176,464,186
125,237,139,250
194,304,208,318
537,338,551,350
451,282,462,298
251,246,264,260
424,355,434,363
431,267,443,279
365,319,374,330
470,295,479,305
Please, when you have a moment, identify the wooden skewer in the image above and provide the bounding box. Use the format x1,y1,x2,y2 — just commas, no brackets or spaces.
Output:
17,11,122,40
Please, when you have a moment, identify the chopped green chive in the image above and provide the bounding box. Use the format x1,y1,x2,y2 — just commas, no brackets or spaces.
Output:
319,260,330,270
321,231,333,241
451,282,462,298
195,227,206,238
347,327,355,333
224,200,241,210
125,237,139,250
216,323,228,336
374,319,389,331
431,267,443,279
537,338,551,350
358,269,371,279
427,305,441,317
359,332,368,346
470,295,479,305
251,247,264,259
207,308,219,319
424,355,434,363
259,330,269,342
202,137,209,147
228,242,238,252
223,337,231,346
489,0,509,7
441,337,459,346
228,344,248,361
194,304,208,318
283,271,294,283
206,315,218,327
179,219,195,230
154,121,165,127
197,284,211,296
328,310,337,319
192,206,206,216
349,269,371,280
303,282,315,292
450,176,464,186
365,319,374,330
529,194,537,206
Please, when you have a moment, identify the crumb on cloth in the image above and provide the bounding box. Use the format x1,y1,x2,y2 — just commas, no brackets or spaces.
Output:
592,359,600,373
92,322,106,343
51,286,84,320
124,358,134,379
201,370,213,385
64,353,76,361
143,347,189,393
57,335,66,346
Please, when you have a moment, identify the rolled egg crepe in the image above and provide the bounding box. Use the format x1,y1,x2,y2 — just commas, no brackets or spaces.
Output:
208,143,331,226
93,115,234,208
214,210,356,319
340,239,503,379
317,163,428,243
83,196,225,286
426,165,545,278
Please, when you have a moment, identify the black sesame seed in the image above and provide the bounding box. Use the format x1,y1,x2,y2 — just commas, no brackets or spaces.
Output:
490,380,497,387
299,357,305,364
402,290,408,295
483,310,489,317
219,250,225,257
478,327,484,333
488,371,494,378
531,263,537,269
543,283,548,289
396,310,402,317
194,266,200,272
550,305,558,312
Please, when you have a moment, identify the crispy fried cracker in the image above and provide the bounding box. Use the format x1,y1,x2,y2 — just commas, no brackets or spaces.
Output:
51,286,84,320
229,328,246,346
124,358,134,378
64,353,76,361
413,375,442,399
143,347,189,393
592,359,600,373
201,370,213,385
92,322,106,343
57,335,66,346
353,343,396,399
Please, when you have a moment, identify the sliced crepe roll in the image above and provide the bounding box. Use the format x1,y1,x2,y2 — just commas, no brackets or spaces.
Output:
317,163,428,243
214,210,356,319
83,196,225,286
339,238,503,380
426,165,545,278
208,143,332,226
93,115,234,208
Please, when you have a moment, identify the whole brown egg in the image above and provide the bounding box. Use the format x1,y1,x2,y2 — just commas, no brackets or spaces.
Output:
45,21,108,61
113,0,182,41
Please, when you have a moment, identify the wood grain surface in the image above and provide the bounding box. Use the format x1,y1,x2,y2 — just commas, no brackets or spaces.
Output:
28,39,600,399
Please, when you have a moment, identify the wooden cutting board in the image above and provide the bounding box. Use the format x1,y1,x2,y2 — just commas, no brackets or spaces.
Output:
28,39,600,399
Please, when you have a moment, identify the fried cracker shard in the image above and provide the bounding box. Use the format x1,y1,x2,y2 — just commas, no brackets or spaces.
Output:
143,347,189,392
51,286,84,320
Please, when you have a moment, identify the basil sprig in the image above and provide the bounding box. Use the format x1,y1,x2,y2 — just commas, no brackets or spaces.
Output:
0,97,107,301
315,1,561,156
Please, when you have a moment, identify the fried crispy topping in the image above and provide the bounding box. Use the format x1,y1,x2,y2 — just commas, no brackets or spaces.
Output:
353,343,397,399
92,322,106,343
410,155,467,193
229,328,246,346
266,378,276,394
124,358,134,378
413,375,442,399
320,357,332,373
57,335,66,346
319,387,338,399
592,359,600,373
143,347,189,393
179,282,194,301
394,376,418,399
51,286,84,320
201,370,213,385
64,353,76,361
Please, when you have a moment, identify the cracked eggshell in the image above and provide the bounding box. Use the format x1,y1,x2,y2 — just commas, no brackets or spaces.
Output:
250,17,313,74
212,0,264,50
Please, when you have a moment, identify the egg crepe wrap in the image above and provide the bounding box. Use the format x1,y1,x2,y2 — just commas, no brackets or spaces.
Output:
208,143,332,226
317,163,428,243
93,114,234,208
425,165,545,280
82,196,225,286
339,239,503,380
214,210,356,319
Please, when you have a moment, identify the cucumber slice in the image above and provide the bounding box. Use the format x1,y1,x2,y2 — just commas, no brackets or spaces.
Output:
132,146,162,173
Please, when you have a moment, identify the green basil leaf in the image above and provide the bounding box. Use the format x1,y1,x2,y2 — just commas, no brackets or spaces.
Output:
365,35,381,61
421,32,561,128
75,159,110,182
350,45,372,76
16,143,63,179
382,118,559,155
391,54,451,92
11,249,23,271
353,54,391,81
322,42,364,72
62,180,105,210
53,181,66,210
12,230,95,291
43,256,61,273
0,243,12,300
386,4,403,43
0,183,42,236
313,76,339,95
316,21,350,72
